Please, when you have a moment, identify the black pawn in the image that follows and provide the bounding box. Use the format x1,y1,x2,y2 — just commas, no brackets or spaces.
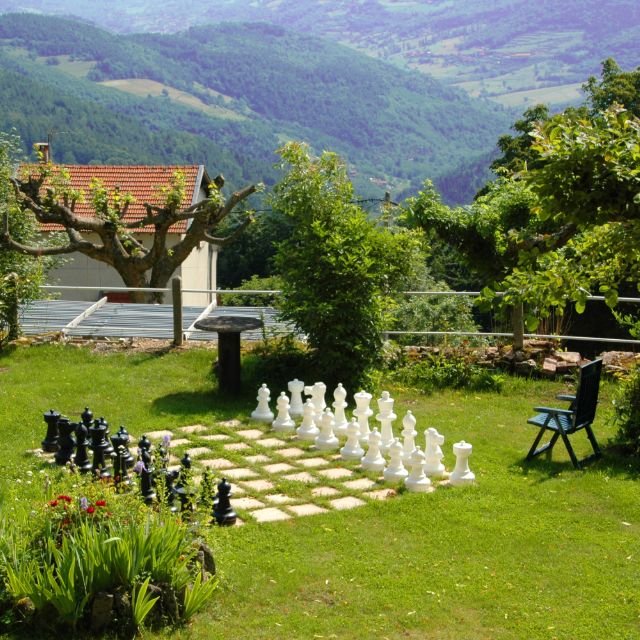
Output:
81,406,93,427
73,422,92,473
138,435,152,456
180,452,192,470
97,417,114,457
113,446,132,486
42,409,60,453
213,478,236,526
140,465,156,504
116,426,135,467
54,418,76,466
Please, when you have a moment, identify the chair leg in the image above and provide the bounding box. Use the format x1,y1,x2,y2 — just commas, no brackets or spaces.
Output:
559,431,581,469
585,425,602,458
527,429,559,460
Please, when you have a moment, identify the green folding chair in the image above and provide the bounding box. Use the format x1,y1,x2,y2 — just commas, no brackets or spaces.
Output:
526,359,603,469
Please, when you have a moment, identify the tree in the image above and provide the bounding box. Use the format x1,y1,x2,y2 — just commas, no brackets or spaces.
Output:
0,134,57,343
584,58,640,117
272,142,420,389
0,155,259,302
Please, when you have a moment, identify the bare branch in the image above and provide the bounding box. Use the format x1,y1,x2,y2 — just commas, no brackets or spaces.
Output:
218,185,258,220
204,214,254,247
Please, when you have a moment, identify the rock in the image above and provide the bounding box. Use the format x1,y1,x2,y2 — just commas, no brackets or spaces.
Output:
514,359,537,375
198,541,217,575
555,351,581,364
514,350,526,363
91,592,114,632
541,358,558,376
556,361,578,373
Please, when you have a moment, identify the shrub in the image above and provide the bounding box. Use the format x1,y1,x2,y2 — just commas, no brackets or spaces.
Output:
220,274,283,308
392,352,505,393
614,365,640,453
272,142,420,390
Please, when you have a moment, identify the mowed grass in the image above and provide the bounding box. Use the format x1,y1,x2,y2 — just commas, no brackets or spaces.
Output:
0,344,639,640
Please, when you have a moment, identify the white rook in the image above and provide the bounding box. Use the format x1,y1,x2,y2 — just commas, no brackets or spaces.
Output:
450,440,475,486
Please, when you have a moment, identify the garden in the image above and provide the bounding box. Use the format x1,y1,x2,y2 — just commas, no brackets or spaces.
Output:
0,341,639,639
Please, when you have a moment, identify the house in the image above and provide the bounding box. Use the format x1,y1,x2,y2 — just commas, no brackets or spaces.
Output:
30,155,217,306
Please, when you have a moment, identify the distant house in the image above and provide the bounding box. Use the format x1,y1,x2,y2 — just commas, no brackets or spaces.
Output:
31,162,216,306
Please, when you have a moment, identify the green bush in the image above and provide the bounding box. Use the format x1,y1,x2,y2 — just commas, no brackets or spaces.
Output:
614,365,640,453
272,142,420,390
219,274,283,308
392,352,505,394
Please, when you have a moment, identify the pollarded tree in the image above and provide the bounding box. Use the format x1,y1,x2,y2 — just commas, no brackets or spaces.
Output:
0,152,259,303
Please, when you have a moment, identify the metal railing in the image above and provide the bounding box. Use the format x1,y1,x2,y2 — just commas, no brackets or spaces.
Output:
32,281,640,348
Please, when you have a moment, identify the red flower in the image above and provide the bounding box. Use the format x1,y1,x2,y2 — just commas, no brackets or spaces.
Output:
49,500,58,507
86,506,96,514
95,500,107,507
57,495,72,503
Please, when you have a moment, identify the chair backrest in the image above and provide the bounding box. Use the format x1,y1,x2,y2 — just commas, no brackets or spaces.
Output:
572,359,603,429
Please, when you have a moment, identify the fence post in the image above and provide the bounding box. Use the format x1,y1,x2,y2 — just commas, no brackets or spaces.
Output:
5,272,20,341
172,276,183,346
512,302,524,351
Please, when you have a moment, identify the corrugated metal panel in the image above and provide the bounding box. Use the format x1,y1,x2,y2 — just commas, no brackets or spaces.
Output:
19,301,293,341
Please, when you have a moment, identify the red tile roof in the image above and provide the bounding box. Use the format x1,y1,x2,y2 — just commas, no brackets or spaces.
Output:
22,165,207,234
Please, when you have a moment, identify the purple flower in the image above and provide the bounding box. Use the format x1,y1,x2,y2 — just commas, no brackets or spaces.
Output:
80,497,89,511
134,460,146,474
162,434,171,446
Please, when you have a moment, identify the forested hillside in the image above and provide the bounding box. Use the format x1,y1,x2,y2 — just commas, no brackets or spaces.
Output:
1,0,638,108
0,14,510,203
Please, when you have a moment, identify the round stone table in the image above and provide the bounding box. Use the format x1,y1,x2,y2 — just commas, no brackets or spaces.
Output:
194,315,264,394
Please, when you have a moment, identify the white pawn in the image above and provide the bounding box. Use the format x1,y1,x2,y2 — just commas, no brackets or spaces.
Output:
332,383,349,436
288,379,305,418
360,428,386,472
251,383,274,422
383,438,408,482
272,392,296,432
353,390,373,444
401,410,417,461
424,427,446,478
405,447,432,493
341,418,364,460
304,382,327,425
376,390,396,454
450,440,475,486
315,409,339,450
297,400,320,441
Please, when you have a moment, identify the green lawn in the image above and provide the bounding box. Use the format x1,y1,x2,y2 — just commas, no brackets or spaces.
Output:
0,344,638,640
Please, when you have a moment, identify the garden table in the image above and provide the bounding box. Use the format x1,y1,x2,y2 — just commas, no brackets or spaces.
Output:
194,315,263,394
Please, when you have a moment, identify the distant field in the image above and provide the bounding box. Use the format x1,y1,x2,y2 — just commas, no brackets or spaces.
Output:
491,82,585,108
46,55,95,78
98,78,247,120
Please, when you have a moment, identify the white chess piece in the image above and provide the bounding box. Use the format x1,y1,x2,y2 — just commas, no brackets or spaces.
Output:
449,440,475,486
251,383,274,422
424,427,446,478
315,409,339,450
376,391,396,454
297,400,320,441
401,410,417,461
383,438,408,482
332,383,349,435
272,392,296,432
341,418,364,460
405,447,432,493
288,379,305,418
353,390,373,444
360,428,386,472
304,382,327,425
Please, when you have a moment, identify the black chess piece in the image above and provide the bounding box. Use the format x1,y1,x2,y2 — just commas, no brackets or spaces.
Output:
213,478,236,526
138,434,152,457
140,464,156,504
89,418,111,478
42,409,60,453
116,426,135,467
81,406,93,427
113,445,132,487
73,422,93,474
180,452,192,470
164,469,180,512
54,417,76,465
97,417,114,457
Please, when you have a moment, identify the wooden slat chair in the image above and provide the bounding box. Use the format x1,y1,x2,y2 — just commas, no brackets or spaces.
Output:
526,359,603,469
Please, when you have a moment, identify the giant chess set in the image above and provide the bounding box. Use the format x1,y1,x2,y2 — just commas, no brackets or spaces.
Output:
34,379,476,526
